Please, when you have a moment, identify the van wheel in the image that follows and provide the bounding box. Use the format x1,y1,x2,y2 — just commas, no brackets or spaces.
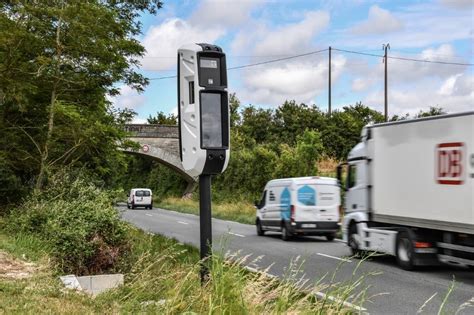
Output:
396,230,415,270
281,224,292,241
326,233,336,241
127,204,131,209
256,220,265,236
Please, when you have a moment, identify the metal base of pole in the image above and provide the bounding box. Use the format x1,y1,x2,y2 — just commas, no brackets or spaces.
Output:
199,174,212,284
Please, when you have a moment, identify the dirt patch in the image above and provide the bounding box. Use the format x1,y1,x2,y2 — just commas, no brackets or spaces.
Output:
0,251,37,280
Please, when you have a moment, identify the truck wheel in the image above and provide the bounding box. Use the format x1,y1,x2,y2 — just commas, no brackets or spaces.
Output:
127,204,131,209
256,220,265,236
281,224,292,241
396,230,415,270
326,233,336,241
348,223,362,257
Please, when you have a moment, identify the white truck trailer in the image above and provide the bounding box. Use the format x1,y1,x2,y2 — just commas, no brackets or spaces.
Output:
338,111,474,270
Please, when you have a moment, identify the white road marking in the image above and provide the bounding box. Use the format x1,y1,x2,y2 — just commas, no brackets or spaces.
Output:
145,214,153,217
228,232,245,238
314,291,367,312
177,221,189,225
316,253,352,263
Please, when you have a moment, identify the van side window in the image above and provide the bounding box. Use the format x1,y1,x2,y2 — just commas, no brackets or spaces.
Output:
259,190,267,208
347,165,357,189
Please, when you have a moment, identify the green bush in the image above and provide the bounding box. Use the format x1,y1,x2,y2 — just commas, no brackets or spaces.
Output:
7,171,130,275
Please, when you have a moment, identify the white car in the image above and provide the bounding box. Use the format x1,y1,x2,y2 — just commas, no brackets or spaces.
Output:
255,176,340,241
127,188,153,209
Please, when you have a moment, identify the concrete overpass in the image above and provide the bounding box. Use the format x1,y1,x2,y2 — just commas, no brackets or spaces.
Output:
122,124,196,194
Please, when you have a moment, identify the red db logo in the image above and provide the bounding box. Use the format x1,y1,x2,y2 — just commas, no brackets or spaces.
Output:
436,142,465,185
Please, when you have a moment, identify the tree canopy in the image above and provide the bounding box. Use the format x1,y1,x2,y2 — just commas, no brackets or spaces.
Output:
0,0,162,202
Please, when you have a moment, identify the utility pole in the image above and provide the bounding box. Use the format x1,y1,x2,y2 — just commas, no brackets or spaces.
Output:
383,43,390,122
328,46,332,116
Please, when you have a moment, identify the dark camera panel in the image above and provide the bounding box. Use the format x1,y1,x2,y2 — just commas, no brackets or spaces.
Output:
201,92,223,148
199,57,221,87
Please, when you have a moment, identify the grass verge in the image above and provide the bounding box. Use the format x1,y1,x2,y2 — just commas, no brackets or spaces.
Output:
156,196,256,225
0,222,374,314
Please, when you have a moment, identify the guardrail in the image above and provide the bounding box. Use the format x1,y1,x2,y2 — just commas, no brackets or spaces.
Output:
124,124,179,138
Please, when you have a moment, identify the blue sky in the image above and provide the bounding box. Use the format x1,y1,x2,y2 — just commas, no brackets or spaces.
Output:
110,0,473,122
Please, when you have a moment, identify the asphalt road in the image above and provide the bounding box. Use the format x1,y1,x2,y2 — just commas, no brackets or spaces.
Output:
119,205,474,315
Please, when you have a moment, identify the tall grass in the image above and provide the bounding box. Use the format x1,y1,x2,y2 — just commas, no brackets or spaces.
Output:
156,196,256,225
99,227,372,314
0,224,464,314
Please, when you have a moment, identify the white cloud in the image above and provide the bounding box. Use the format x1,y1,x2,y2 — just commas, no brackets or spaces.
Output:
350,44,468,92
348,43,473,115
140,18,224,71
140,0,263,72
254,11,330,56
437,74,462,96
364,73,474,115
339,3,472,49
189,0,264,28
451,73,474,96
230,10,333,106
232,10,330,55
109,85,146,110
439,0,474,9
351,5,403,35
352,77,372,92
238,54,346,106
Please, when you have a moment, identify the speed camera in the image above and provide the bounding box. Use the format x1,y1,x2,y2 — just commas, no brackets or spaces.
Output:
178,43,230,177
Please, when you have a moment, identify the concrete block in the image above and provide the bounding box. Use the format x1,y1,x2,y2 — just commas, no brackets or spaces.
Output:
61,274,124,296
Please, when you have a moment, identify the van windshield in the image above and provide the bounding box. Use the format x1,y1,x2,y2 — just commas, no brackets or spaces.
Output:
135,190,151,197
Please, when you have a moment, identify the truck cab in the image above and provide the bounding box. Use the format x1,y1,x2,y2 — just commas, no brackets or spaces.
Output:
338,112,474,270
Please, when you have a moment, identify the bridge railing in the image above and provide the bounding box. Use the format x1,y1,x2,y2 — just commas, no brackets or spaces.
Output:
124,124,179,138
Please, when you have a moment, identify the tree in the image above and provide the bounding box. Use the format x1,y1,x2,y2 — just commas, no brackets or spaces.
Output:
273,101,325,145
147,111,178,125
415,106,446,118
239,106,275,145
0,1,162,195
229,93,241,127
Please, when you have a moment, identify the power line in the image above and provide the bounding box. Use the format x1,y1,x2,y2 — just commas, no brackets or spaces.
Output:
149,48,328,80
149,74,178,81
332,48,384,58
227,48,328,70
388,55,473,66
332,48,473,66
148,46,473,81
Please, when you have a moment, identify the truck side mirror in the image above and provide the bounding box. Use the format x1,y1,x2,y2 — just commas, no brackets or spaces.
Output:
254,200,260,209
336,163,347,191
336,164,343,184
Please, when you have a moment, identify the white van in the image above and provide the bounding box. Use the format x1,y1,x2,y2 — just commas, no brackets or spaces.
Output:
255,177,340,241
127,188,153,209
